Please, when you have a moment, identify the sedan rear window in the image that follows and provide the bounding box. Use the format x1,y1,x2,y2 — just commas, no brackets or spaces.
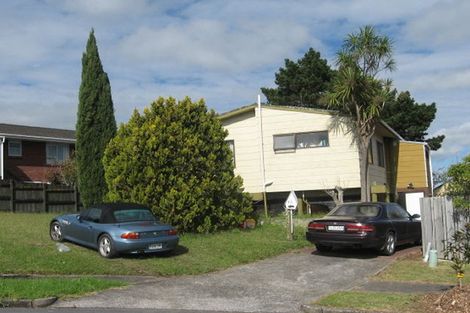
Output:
329,204,380,217
113,209,156,223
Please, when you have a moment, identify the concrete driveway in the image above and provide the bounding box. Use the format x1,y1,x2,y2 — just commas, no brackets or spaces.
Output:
54,247,411,312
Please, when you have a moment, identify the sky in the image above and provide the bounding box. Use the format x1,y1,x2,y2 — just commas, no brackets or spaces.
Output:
0,0,469,171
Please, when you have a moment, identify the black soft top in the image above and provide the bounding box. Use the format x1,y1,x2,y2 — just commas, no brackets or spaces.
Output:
84,203,153,224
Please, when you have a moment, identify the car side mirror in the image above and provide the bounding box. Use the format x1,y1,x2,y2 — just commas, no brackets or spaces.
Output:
411,214,420,219
77,215,82,222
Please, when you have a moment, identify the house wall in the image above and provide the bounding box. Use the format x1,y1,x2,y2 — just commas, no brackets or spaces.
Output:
4,139,74,182
222,107,362,194
396,142,428,190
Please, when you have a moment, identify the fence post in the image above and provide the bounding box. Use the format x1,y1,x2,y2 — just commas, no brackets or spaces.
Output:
74,185,79,212
9,179,15,212
43,183,48,213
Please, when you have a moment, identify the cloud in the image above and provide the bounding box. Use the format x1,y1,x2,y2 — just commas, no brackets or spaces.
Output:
431,122,470,168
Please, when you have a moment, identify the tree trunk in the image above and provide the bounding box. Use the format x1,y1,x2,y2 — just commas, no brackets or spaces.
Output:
358,141,370,202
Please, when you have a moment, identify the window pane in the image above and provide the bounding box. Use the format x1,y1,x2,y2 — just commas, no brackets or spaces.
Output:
273,134,295,150
296,131,329,149
47,144,58,164
225,140,235,167
8,141,22,157
377,141,385,167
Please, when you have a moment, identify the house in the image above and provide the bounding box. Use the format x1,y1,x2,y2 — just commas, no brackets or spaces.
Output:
219,104,404,209
395,141,433,216
0,123,75,183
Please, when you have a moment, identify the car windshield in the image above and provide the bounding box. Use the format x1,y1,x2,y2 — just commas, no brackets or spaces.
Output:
113,209,156,223
329,204,380,217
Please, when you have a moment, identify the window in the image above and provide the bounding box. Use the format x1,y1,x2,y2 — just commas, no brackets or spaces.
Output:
273,134,295,150
296,131,329,149
8,140,22,157
273,131,329,151
329,204,380,217
46,143,69,165
387,204,410,219
226,140,236,167
376,141,385,167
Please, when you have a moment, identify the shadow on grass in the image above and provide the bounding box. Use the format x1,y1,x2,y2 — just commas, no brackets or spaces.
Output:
120,245,189,259
310,244,415,260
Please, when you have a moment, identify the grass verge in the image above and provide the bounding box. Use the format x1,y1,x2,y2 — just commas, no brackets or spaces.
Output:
0,277,126,300
375,252,470,285
0,212,311,276
316,291,420,312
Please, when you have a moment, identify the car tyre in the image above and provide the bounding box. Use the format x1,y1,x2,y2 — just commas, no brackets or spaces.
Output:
316,244,333,253
98,234,117,258
50,221,64,242
380,232,396,256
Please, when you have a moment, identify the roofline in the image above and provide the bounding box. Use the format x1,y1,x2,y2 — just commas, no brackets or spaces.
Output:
378,120,403,140
0,133,76,143
399,140,428,146
218,104,334,121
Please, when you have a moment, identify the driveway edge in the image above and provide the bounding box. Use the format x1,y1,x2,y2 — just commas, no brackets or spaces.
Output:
301,304,384,313
0,297,57,308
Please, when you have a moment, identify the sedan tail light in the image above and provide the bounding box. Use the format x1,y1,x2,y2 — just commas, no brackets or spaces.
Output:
346,223,375,233
308,222,325,231
167,229,178,236
121,232,140,239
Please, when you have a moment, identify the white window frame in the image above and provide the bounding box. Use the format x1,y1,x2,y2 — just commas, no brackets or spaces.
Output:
8,140,22,157
46,142,70,165
273,131,329,151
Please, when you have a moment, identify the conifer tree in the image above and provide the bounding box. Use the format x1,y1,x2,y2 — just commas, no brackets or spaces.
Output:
76,29,116,207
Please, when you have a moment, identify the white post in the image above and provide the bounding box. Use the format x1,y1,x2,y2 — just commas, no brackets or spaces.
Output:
0,136,4,180
258,95,268,218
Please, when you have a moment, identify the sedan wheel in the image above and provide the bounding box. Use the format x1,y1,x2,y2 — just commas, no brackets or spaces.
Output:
381,232,396,256
98,235,116,258
50,222,63,242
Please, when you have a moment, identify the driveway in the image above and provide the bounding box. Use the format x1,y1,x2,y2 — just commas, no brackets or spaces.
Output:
54,247,412,312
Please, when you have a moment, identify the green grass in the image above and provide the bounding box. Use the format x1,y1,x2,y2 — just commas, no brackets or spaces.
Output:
0,212,311,276
375,253,470,285
316,291,420,312
0,277,126,300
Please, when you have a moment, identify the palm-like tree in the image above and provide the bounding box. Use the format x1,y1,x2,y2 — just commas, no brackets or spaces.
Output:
328,25,395,201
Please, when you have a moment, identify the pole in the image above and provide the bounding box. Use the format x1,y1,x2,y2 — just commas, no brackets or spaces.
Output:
258,95,268,218
0,137,4,180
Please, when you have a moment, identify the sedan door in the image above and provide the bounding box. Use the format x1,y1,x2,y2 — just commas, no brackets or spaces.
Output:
386,204,411,244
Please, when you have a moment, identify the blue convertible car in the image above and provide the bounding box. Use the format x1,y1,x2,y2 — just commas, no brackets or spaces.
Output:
50,203,179,258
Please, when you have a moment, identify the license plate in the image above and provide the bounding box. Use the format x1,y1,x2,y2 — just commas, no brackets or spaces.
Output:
327,225,344,232
148,243,163,250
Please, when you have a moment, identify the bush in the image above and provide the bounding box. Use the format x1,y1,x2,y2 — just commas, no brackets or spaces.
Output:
103,97,252,233
45,156,78,186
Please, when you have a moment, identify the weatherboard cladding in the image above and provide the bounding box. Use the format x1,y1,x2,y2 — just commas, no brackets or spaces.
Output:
0,123,75,141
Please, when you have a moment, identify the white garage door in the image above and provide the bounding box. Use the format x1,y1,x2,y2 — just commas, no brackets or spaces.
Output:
405,192,424,218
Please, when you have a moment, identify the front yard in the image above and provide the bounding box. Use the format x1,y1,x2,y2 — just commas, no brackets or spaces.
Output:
0,212,311,276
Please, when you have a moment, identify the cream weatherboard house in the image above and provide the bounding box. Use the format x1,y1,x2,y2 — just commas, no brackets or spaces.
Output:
219,104,404,209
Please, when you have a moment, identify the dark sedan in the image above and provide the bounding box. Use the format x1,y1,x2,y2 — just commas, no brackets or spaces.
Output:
50,203,179,258
306,202,421,255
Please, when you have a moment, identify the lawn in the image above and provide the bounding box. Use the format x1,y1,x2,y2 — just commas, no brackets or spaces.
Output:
375,252,470,284
0,212,311,276
315,252,468,312
0,277,126,300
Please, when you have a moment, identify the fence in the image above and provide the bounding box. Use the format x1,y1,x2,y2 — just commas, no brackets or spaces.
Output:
420,196,469,259
0,180,81,213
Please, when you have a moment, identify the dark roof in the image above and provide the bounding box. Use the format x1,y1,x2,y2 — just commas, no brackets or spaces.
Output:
0,123,75,141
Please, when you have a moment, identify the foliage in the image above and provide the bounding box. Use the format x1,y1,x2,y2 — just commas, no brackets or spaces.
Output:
382,90,445,150
261,48,334,107
443,223,470,288
327,25,394,201
447,154,470,212
76,29,116,207
103,97,252,233
45,155,78,186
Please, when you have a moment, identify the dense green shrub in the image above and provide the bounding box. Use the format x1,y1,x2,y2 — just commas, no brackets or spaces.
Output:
103,97,252,233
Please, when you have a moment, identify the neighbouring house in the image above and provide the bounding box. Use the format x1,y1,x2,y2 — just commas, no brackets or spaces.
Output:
0,123,75,183
219,104,406,210
396,141,433,216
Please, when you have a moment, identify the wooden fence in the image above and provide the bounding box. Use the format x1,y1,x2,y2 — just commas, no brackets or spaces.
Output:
0,180,81,213
420,196,469,259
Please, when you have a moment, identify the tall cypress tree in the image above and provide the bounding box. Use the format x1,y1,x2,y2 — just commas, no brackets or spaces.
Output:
76,29,116,207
